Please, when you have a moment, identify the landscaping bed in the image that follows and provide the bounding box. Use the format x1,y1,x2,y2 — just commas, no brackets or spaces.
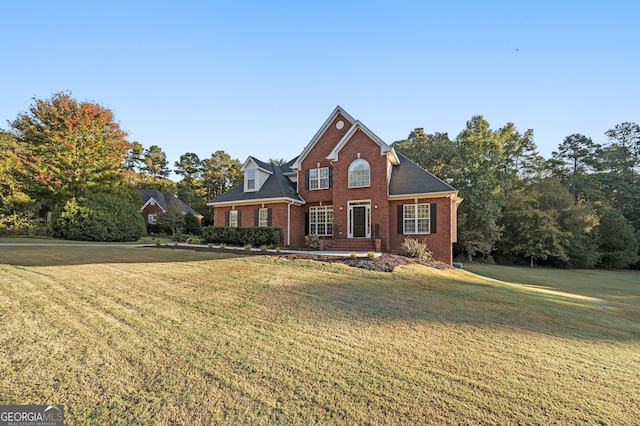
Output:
151,245,451,272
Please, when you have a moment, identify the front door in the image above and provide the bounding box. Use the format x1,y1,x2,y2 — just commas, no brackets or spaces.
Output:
353,206,366,237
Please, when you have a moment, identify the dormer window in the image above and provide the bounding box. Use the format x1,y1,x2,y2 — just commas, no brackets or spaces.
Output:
240,157,274,193
246,169,256,191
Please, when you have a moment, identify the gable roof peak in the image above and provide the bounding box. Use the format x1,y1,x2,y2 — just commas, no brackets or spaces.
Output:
326,120,400,165
138,188,202,217
291,106,357,170
241,156,273,174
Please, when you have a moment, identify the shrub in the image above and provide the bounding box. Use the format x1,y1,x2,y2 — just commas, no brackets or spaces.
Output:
0,192,36,236
183,212,203,235
350,252,357,258
401,236,433,260
259,245,267,251
244,244,252,251
146,222,170,235
305,235,320,250
367,251,376,259
51,192,146,242
202,226,283,247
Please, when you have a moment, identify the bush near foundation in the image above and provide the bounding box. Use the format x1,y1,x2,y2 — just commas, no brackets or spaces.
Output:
202,226,283,247
401,236,433,260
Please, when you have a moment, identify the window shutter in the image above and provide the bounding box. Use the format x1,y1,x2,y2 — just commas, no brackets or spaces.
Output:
225,210,229,227
304,212,309,236
328,166,333,188
397,205,404,234
254,209,259,226
430,203,437,233
268,208,272,226
237,210,242,227
305,170,309,190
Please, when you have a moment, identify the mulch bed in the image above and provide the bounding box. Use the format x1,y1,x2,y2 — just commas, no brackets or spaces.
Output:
151,245,451,273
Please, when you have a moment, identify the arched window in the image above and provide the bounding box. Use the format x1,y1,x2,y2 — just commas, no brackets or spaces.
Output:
348,159,370,188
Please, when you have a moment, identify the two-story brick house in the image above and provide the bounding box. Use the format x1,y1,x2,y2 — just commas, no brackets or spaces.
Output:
208,106,460,264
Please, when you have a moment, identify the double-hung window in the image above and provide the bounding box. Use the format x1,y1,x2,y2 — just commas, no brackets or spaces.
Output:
246,169,256,191
309,167,329,190
403,204,430,234
258,208,269,227
309,206,333,236
229,210,239,227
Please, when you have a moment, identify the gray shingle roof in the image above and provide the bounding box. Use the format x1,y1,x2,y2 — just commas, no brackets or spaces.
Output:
280,156,298,174
138,189,203,216
209,161,304,204
389,153,456,195
210,152,455,204
248,156,272,171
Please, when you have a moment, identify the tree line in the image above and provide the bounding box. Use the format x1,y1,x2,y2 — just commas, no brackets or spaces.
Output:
2,92,638,267
392,118,640,268
0,92,245,234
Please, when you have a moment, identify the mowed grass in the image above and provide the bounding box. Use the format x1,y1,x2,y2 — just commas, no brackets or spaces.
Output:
0,246,638,424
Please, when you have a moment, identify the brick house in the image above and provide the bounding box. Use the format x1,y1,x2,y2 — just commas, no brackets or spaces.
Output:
208,106,461,264
138,189,203,225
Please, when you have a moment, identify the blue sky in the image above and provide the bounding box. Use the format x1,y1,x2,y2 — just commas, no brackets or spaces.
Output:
2,1,638,175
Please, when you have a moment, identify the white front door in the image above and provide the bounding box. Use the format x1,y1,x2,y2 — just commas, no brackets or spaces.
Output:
347,201,371,238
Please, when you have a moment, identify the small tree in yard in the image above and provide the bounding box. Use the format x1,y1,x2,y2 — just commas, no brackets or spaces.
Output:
156,198,185,239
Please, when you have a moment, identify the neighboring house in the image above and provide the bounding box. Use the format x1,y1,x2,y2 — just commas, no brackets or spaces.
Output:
138,189,203,225
208,106,461,264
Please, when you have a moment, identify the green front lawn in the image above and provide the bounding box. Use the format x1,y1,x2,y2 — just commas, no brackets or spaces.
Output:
1,246,638,424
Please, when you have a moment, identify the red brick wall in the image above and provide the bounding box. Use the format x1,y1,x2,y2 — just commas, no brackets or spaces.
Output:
288,204,306,248
388,197,454,264
328,128,391,248
212,203,305,248
141,203,163,224
298,121,393,248
298,113,351,204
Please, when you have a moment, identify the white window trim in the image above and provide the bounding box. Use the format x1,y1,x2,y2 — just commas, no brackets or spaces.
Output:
147,213,157,224
309,206,333,236
258,208,269,227
309,167,329,190
403,204,430,234
245,169,257,192
348,159,370,188
229,210,239,227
